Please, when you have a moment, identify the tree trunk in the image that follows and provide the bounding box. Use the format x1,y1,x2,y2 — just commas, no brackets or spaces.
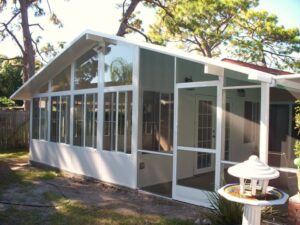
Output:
19,0,35,111
19,0,35,81
116,0,141,37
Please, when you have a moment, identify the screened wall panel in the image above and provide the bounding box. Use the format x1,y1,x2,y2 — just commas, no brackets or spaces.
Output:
139,48,174,152
39,97,48,140
176,58,218,83
32,98,40,139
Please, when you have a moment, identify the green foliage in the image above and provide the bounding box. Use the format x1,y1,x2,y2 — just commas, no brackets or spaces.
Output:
206,191,243,225
230,10,300,71
0,56,23,97
0,96,16,108
146,0,300,71
148,0,258,57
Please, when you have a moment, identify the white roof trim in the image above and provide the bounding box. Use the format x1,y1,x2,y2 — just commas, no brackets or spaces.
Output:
13,29,297,100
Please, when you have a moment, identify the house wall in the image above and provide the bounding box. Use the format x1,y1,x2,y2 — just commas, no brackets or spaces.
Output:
30,140,137,188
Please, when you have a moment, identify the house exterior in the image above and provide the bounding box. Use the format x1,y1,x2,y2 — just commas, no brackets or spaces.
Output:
11,30,300,207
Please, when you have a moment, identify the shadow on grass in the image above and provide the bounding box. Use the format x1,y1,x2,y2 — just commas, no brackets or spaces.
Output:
0,199,195,225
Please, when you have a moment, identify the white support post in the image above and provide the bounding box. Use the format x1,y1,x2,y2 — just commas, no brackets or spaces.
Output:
70,62,75,145
259,82,270,164
132,45,140,188
97,51,105,151
215,76,223,190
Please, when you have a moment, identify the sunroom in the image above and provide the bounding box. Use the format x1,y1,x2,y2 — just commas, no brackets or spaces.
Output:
11,30,300,207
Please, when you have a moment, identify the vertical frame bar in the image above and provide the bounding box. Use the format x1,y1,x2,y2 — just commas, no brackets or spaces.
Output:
259,82,270,164
58,96,62,143
124,92,128,153
115,92,119,151
47,96,51,141
215,76,224,190
70,62,75,145
172,57,178,198
97,51,105,151
132,45,140,188
83,94,86,147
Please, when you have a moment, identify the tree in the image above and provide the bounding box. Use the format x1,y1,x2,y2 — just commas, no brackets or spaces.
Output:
148,0,258,57
229,10,300,70
146,0,300,71
0,0,63,83
116,0,171,41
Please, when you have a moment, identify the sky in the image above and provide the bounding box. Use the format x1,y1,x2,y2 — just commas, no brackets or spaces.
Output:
0,0,300,59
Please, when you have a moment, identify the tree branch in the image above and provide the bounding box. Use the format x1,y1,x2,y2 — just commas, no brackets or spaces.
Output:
126,24,152,42
1,23,25,55
29,23,44,31
0,56,23,61
31,38,47,63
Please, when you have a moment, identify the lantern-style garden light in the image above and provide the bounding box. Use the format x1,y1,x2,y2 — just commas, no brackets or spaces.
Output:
218,155,289,225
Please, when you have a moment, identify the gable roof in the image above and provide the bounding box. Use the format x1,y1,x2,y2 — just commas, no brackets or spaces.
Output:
11,30,300,100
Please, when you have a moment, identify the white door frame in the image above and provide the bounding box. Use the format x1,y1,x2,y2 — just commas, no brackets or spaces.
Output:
172,79,223,207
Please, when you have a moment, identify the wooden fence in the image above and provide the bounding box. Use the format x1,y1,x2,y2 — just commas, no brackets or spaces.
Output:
0,111,29,149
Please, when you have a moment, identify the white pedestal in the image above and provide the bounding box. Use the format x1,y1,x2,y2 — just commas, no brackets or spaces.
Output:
242,205,261,225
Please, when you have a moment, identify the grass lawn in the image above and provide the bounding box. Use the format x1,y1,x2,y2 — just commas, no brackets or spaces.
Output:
0,149,195,225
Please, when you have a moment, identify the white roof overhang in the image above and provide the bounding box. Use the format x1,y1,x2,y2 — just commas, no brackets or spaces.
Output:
12,30,286,100
274,74,300,93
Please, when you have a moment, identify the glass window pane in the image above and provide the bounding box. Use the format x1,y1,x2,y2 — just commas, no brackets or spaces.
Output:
51,66,71,92
73,95,84,146
103,92,116,150
40,97,48,140
60,96,70,144
176,58,218,83
104,44,133,86
32,98,40,139
50,96,60,142
139,49,174,152
75,49,98,90
86,93,97,148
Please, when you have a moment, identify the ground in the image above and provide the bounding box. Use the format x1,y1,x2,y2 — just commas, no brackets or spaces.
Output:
0,149,206,225
0,149,288,225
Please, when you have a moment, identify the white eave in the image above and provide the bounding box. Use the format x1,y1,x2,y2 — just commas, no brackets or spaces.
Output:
273,74,300,92
12,29,286,100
